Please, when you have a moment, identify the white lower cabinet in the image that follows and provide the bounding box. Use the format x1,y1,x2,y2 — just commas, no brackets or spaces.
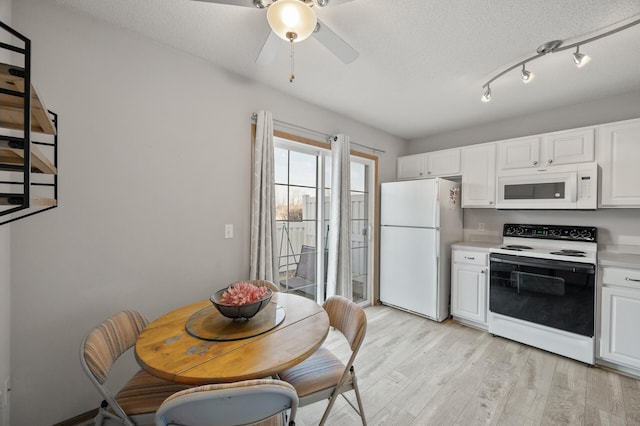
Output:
600,267,640,370
451,249,488,328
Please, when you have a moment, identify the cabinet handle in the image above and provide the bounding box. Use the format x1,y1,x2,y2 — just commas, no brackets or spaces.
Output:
548,159,553,164
465,256,475,260
480,270,485,274
626,277,640,283
427,171,432,174
532,160,538,166
489,201,493,205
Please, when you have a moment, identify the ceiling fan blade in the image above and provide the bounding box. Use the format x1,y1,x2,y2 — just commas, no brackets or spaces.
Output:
312,19,359,64
189,0,261,8
256,31,281,65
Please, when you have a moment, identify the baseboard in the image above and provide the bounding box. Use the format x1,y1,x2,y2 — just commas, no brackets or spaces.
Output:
52,408,98,426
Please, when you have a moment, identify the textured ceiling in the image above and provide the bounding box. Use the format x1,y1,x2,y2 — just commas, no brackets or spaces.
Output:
55,0,640,140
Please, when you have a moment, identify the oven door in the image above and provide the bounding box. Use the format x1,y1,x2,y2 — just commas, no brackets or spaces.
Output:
489,253,595,336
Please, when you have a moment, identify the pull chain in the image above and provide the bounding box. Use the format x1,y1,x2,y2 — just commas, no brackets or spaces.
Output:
286,31,297,83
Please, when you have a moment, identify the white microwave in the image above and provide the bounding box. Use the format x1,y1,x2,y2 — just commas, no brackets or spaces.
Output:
496,162,597,210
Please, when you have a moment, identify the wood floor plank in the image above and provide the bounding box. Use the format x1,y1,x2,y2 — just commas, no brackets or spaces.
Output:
584,367,626,425
454,339,531,425
494,348,557,426
409,332,509,424
540,358,588,425
620,374,640,425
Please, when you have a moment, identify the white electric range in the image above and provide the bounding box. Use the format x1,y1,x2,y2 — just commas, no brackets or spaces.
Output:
488,224,597,364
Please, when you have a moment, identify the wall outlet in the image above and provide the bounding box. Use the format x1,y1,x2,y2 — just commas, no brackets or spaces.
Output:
224,224,233,239
478,222,485,231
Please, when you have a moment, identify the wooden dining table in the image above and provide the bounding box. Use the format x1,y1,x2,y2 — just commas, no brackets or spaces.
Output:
135,292,330,385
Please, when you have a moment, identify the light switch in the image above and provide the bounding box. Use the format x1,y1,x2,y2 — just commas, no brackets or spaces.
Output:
224,224,233,239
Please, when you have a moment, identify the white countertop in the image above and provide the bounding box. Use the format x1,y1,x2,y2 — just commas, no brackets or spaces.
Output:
451,241,501,252
598,251,640,270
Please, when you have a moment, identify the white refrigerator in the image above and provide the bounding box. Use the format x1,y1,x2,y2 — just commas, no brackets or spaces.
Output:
379,178,462,321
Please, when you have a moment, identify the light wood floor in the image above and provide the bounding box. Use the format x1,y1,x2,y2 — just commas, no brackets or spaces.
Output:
295,304,640,426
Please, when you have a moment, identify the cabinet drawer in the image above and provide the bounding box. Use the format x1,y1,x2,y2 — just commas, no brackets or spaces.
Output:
453,250,487,266
603,267,640,289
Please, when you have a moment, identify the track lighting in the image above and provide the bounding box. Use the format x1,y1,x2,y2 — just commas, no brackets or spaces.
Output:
481,85,491,103
572,46,591,68
521,64,535,84
480,15,640,102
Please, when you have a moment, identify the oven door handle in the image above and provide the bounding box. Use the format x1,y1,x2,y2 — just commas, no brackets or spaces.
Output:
490,254,595,274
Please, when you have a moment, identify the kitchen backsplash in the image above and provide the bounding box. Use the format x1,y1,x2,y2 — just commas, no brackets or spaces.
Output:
462,208,640,249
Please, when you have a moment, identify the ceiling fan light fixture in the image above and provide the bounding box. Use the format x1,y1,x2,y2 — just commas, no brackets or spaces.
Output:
521,64,535,84
573,46,591,68
267,0,317,42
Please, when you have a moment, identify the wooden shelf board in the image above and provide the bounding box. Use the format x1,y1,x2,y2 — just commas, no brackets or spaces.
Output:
0,63,56,135
0,194,56,207
0,140,57,174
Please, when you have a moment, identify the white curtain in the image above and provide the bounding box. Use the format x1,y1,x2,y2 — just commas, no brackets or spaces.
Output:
249,110,279,282
326,134,352,299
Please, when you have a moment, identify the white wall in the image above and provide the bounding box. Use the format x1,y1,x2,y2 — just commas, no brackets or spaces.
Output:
406,91,640,246
0,1,12,425
10,1,404,424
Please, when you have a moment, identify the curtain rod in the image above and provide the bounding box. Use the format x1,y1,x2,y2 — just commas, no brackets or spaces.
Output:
251,112,386,154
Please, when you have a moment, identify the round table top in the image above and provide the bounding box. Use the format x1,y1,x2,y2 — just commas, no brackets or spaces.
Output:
135,292,330,385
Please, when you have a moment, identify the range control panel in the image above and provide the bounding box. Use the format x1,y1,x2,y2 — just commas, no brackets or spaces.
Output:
503,224,597,242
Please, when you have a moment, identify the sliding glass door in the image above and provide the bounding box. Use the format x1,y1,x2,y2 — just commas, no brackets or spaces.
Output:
273,136,375,305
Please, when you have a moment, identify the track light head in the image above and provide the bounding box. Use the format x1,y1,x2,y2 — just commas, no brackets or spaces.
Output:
481,85,491,103
521,64,535,84
573,46,591,68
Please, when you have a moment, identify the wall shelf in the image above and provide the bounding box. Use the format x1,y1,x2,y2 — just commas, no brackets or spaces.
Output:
0,21,58,225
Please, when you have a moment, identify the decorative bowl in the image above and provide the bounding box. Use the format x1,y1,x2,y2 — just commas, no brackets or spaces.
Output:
210,287,272,320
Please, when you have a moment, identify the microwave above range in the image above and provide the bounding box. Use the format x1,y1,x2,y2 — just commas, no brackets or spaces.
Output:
495,162,597,210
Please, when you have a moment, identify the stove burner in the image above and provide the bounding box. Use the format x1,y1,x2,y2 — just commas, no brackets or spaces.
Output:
555,249,585,254
501,245,533,251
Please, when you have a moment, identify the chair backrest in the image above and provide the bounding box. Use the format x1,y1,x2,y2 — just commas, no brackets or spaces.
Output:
322,295,367,353
295,245,317,281
81,310,149,384
155,379,298,426
246,279,280,292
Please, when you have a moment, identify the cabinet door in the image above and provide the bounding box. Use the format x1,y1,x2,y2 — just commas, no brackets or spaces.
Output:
426,148,461,176
600,286,640,369
451,263,487,324
598,119,640,207
397,154,425,180
543,128,595,166
497,136,541,169
462,143,496,208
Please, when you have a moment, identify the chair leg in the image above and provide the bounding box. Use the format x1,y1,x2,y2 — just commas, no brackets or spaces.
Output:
319,366,367,426
350,367,367,426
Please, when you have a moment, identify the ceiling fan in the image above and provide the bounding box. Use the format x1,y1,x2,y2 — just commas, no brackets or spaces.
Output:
192,0,359,68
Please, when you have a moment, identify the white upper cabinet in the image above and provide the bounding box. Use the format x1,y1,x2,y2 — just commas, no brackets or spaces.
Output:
462,143,496,208
497,136,541,169
598,118,640,207
497,128,594,170
397,153,425,179
543,128,595,166
397,148,460,180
